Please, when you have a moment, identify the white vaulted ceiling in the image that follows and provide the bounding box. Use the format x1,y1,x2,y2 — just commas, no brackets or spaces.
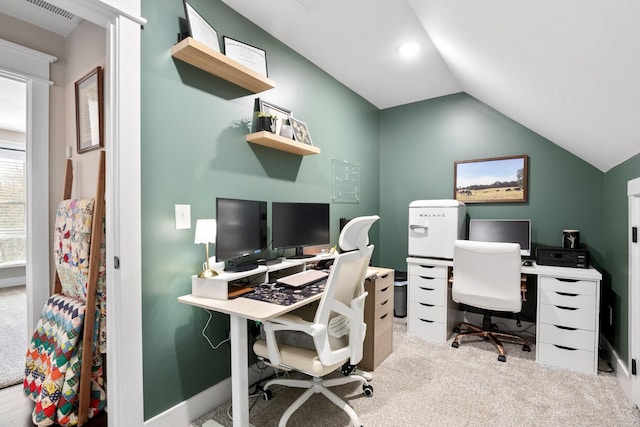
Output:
221,0,640,172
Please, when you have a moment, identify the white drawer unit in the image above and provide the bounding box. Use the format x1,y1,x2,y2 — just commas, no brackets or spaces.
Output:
536,275,601,374
407,259,459,342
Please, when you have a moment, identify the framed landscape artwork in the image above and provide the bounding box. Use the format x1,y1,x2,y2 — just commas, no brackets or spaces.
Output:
454,155,528,204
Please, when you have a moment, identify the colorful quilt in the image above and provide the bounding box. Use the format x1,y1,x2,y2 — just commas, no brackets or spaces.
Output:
53,199,107,353
24,294,105,426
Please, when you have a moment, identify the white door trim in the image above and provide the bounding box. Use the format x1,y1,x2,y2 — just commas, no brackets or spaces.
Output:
0,39,55,336
628,177,640,408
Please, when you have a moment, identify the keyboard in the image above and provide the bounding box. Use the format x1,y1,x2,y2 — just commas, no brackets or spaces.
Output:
276,269,329,288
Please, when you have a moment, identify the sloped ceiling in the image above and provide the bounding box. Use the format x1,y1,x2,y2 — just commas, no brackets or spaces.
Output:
221,0,640,172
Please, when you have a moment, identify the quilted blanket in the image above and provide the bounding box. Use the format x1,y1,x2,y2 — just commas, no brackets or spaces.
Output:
53,199,107,353
24,294,106,426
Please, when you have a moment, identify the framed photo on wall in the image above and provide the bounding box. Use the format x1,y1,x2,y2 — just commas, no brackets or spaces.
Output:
253,98,292,136
454,155,528,203
75,66,104,154
183,0,220,52
290,117,313,146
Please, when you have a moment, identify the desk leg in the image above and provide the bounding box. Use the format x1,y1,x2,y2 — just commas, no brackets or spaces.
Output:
229,314,250,427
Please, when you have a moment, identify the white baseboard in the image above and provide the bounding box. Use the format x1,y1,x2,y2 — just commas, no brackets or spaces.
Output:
599,334,633,404
144,364,273,427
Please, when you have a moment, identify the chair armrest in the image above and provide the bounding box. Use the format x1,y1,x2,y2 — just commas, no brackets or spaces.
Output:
262,314,324,366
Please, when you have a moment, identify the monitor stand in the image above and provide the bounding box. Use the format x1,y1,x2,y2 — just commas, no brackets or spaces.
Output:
286,247,314,259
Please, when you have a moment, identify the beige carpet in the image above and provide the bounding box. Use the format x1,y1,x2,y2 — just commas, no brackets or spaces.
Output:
192,318,640,427
0,285,27,389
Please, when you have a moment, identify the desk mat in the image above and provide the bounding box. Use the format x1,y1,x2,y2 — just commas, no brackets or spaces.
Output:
244,280,326,306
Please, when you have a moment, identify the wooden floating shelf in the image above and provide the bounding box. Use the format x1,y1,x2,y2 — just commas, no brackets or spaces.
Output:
246,131,321,156
171,37,276,93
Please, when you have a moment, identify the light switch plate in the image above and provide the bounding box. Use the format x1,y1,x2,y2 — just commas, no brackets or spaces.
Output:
175,204,191,229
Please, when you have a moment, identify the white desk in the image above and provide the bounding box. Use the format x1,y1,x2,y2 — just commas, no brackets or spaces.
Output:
406,257,603,374
178,257,377,427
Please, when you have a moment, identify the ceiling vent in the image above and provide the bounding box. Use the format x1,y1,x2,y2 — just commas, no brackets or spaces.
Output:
24,0,78,22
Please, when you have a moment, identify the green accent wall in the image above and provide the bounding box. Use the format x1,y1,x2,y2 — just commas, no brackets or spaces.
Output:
141,0,379,419
379,94,604,271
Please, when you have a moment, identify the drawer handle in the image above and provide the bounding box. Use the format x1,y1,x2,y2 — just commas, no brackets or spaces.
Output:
556,278,579,283
380,313,389,320
381,273,390,279
419,318,434,323
380,287,389,292
419,303,435,307
419,265,435,269
419,287,435,291
380,300,389,306
419,276,436,280
554,325,577,331
553,344,578,351
555,292,578,297
555,305,578,311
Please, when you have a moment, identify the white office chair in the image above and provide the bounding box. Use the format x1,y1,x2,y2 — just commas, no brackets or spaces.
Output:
253,215,379,427
451,240,531,362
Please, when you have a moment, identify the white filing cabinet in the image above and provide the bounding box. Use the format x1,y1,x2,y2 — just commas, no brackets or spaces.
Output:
406,259,459,342
536,275,600,374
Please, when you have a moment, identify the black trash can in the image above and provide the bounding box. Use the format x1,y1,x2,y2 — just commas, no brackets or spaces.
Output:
394,270,407,318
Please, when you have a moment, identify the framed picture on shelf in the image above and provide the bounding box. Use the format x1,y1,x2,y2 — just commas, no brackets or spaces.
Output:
453,155,528,203
290,117,313,146
223,36,268,77
183,0,220,52
75,66,104,154
254,98,292,136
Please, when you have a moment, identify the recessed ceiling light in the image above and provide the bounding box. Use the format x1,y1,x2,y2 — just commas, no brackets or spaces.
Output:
398,42,422,58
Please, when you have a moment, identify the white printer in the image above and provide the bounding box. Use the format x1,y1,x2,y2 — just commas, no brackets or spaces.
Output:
408,200,466,259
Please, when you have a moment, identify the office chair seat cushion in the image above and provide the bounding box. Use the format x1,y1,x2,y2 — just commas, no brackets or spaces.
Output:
451,289,521,313
253,339,346,377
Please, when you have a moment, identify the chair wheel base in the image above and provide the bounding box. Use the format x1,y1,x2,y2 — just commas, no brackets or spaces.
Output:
262,389,273,401
498,355,506,362
453,326,460,333
451,341,459,348
523,344,531,352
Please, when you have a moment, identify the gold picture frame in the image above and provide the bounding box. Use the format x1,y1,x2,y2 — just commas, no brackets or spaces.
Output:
454,155,528,203
75,66,104,154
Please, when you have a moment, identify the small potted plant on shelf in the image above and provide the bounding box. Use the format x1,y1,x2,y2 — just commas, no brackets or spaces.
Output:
254,111,278,133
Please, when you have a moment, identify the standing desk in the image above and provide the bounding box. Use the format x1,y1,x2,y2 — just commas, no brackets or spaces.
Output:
406,257,603,374
178,259,381,427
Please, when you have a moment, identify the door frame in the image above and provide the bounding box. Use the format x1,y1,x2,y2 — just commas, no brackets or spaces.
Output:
629,176,640,408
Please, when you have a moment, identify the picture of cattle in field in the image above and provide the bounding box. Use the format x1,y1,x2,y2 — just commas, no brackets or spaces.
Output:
454,155,528,203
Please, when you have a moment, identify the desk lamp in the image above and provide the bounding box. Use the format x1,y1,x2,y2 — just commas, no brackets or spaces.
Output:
195,219,218,278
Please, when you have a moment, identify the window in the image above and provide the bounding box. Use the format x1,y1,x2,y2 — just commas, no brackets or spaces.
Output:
0,144,26,266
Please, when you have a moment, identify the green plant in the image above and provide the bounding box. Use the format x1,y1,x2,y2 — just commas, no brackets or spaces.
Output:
256,111,278,120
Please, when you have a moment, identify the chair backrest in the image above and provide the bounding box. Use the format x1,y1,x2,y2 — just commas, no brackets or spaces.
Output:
313,215,379,366
452,239,522,313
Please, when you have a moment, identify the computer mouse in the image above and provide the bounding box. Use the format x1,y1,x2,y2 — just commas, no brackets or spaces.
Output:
522,260,533,267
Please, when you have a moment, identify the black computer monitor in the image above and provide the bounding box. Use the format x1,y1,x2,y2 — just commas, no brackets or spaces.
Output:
272,202,330,258
215,197,267,271
468,219,532,257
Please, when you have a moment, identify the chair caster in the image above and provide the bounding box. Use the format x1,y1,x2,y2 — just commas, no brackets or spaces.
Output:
498,355,506,362
523,344,531,352
363,384,373,397
262,389,273,401
451,341,459,348
453,326,460,333
491,323,499,332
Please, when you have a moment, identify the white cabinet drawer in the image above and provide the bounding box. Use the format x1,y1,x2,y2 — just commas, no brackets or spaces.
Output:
539,303,596,331
410,277,446,305
409,300,446,322
408,263,447,279
408,317,447,342
538,323,596,351
539,277,597,296
537,342,596,374
540,289,595,310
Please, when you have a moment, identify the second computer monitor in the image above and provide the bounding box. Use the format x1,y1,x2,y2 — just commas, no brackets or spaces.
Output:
468,219,531,257
272,202,330,258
